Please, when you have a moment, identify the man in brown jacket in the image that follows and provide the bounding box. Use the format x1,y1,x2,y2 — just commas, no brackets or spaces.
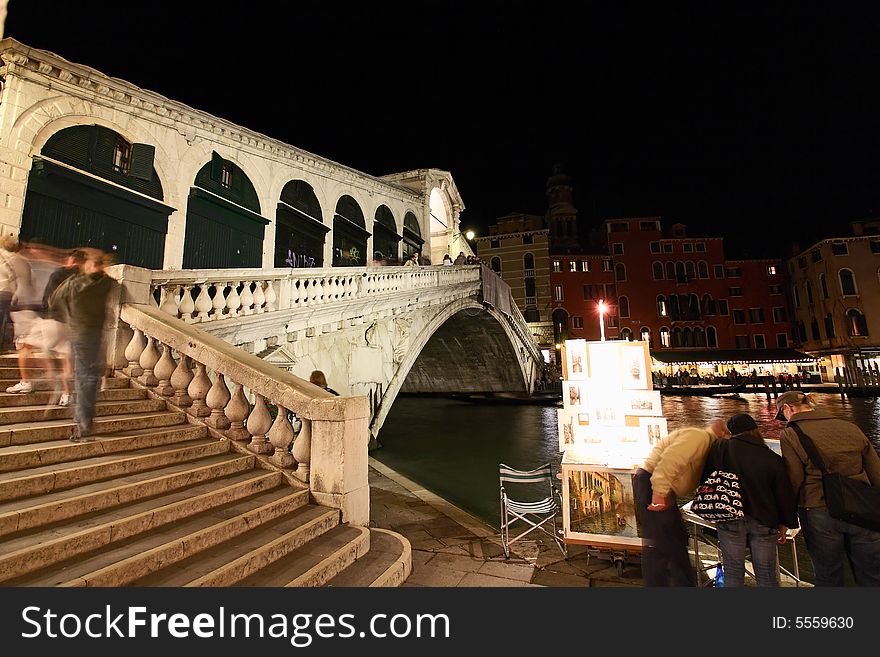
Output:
777,390,880,586
634,420,729,586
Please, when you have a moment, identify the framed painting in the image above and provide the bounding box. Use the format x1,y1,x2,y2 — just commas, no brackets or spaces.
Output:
564,339,589,380
622,390,663,416
621,343,651,390
561,462,643,548
638,416,669,447
563,381,588,409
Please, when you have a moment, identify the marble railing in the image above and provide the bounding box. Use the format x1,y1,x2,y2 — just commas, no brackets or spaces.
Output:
150,265,482,323
116,303,370,524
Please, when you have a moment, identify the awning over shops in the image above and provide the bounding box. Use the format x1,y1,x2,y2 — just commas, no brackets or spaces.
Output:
650,348,819,364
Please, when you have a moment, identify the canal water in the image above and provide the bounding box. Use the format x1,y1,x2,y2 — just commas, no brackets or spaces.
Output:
372,391,880,585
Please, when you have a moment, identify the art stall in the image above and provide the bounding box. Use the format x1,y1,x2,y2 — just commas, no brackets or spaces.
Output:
558,338,666,574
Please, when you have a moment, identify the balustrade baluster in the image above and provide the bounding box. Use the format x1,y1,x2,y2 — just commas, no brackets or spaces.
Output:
211,282,227,320
124,328,146,377
154,343,176,396
178,285,196,322
226,282,241,317
205,373,231,429
159,285,179,317
187,361,211,417
264,280,278,312
194,285,212,322
137,336,160,386
253,281,266,314
268,405,295,467
311,278,321,304
246,394,273,454
225,384,251,441
294,279,305,306
290,417,311,482
240,281,254,315
170,353,193,407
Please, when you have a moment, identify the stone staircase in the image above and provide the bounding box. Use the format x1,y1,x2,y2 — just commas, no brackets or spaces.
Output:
0,355,410,587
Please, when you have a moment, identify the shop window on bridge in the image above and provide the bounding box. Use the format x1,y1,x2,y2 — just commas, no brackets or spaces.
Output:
185,155,265,269
23,126,169,268
373,205,402,265
333,195,370,267
275,179,327,268
402,212,424,261
847,309,868,337
492,257,502,273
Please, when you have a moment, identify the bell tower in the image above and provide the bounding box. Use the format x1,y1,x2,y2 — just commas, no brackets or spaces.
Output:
545,163,579,252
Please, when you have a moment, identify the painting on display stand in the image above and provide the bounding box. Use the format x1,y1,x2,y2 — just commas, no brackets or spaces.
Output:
621,343,651,390
586,341,623,389
561,462,643,546
563,381,588,410
623,390,663,416
638,416,669,447
564,339,589,381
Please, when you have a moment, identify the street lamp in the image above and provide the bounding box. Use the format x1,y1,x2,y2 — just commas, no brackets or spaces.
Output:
598,299,607,342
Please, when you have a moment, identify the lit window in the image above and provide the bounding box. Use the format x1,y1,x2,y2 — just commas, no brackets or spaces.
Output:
552,260,562,272
569,260,577,272
571,316,584,329
220,162,233,188
767,265,777,275
580,260,591,272
112,139,132,174
553,285,564,302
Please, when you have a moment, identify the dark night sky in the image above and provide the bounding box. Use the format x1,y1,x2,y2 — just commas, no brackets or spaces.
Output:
5,1,880,259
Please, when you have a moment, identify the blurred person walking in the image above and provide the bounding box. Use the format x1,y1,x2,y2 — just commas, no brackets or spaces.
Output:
0,235,31,354
50,253,117,442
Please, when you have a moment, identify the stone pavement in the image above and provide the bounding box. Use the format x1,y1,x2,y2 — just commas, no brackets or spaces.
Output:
368,458,643,587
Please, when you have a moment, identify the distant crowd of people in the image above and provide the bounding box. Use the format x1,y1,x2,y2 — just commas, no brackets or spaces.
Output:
373,250,485,267
0,236,117,442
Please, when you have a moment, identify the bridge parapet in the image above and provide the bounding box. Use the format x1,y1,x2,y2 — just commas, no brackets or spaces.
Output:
150,265,481,324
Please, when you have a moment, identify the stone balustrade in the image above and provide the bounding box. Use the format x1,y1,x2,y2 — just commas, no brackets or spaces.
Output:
116,303,370,525
151,265,482,324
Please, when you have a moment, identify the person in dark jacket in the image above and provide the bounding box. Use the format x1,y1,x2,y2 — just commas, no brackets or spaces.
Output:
50,253,117,442
777,390,880,586
711,413,799,586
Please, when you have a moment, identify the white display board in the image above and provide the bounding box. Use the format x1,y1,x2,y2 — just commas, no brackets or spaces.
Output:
557,339,667,471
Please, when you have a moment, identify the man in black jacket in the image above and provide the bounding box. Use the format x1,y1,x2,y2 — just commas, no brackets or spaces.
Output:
711,413,799,586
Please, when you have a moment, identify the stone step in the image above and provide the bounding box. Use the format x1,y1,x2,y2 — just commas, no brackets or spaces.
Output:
0,377,131,391
131,505,340,586
233,524,370,587
0,428,214,502
0,470,293,584
0,387,146,408
0,398,167,424
0,452,255,539
323,528,412,587
0,410,188,454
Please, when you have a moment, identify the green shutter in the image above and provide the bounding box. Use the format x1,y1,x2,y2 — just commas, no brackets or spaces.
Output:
130,143,155,181
210,151,224,182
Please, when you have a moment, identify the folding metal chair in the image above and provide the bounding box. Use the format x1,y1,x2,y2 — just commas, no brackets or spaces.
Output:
499,463,567,558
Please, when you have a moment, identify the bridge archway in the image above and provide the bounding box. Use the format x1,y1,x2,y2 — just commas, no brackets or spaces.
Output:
370,298,536,440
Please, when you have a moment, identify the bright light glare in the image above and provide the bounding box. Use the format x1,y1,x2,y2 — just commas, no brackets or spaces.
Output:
598,300,607,313
465,230,475,240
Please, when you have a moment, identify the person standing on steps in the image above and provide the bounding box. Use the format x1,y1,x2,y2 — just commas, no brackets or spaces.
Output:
50,252,117,442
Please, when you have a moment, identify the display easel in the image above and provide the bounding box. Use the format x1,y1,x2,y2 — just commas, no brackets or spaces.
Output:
557,339,668,575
